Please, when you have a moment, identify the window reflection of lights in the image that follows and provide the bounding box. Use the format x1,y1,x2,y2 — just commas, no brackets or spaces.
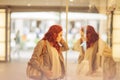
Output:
11,12,59,20
69,0,74,2
0,13,5,27
112,15,120,62
89,4,92,8
11,12,107,20
61,12,107,20
27,3,31,6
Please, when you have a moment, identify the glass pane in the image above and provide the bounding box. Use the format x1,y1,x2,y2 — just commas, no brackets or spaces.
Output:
113,30,120,43
0,28,5,41
0,13,5,27
114,15,120,28
113,44,120,62
0,9,6,61
0,9,5,12
0,43,5,60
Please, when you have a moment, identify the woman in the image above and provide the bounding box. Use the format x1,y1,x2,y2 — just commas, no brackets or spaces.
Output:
27,25,69,80
73,25,116,80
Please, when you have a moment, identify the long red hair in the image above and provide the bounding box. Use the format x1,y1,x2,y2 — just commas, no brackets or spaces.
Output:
43,25,62,52
86,25,99,48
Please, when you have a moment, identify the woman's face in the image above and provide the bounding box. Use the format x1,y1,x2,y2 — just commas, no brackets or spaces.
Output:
80,30,84,38
80,29,86,41
56,31,62,42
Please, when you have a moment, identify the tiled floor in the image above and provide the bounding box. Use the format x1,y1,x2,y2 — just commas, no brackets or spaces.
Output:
0,50,102,80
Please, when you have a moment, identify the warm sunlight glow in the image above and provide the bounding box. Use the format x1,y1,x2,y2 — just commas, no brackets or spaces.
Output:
0,13,5,27
11,12,107,20
70,0,74,2
0,9,6,61
0,43,5,60
112,15,120,62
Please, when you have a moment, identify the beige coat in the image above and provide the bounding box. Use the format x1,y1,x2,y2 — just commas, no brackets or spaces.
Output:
29,39,69,80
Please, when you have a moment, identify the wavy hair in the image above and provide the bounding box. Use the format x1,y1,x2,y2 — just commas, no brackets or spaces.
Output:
43,25,62,52
86,25,99,48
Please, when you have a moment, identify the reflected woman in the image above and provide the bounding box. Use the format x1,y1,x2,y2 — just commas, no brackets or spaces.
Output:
73,25,116,80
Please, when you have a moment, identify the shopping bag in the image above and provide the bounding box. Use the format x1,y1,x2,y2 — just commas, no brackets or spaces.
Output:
26,62,42,79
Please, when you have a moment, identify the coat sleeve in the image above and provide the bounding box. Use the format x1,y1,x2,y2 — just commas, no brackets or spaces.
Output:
60,38,69,51
73,39,84,55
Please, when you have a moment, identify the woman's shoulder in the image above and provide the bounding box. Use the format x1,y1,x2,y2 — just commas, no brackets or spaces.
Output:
98,38,111,50
37,39,50,47
98,38,108,46
35,39,46,47
38,39,45,44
